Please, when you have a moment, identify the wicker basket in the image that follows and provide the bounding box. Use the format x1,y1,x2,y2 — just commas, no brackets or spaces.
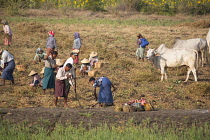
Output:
88,70,98,77
114,107,123,112
123,105,130,112
144,103,155,111
94,62,103,68
16,64,27,72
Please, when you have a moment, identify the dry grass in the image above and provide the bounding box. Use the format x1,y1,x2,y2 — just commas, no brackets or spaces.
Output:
0,9,210,109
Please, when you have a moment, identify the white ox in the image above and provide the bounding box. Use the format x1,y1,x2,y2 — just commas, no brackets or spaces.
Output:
173,38,207,67
146,44,198,82
206,28,210,53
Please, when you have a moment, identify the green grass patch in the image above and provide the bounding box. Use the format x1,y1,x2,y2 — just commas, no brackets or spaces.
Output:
5,16,194,27
0,120,209,140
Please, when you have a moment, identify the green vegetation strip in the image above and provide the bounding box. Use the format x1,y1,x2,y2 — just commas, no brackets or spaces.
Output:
6,17,193,26
0,120,209,140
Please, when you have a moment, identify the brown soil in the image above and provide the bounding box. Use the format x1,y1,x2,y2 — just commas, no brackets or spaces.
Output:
0,107,209,128
0,9,210,128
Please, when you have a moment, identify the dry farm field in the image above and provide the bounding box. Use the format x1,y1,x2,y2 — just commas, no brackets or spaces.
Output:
0,9,210,137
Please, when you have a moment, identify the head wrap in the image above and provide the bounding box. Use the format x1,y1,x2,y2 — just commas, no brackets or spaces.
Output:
48,31,54,36
36,48,43,54
74,32,80,39
1,20,8,25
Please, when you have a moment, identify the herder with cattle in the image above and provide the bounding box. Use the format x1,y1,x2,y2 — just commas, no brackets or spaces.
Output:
136,33,149,62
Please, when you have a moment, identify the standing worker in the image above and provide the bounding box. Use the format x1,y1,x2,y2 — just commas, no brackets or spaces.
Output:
72,32,82,64
136,33,149,62
42,51,58,94
1,20,12,46
0,49,15,85
63,52,76,96
54,63,73,107
46,31,57,55
89,77,116,107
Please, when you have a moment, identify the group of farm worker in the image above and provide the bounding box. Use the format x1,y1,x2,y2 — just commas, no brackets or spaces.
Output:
0,20,116,107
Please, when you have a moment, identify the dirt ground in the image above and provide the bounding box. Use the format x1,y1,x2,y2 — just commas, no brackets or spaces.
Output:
0,9,210,129
0,107,209,128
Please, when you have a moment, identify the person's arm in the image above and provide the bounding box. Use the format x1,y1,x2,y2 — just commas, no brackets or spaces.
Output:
54,38,58,51
111,84,116,91
44,53,50,60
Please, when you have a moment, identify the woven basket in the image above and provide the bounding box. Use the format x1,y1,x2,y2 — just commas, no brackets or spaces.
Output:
144,103,155,111
16,64,27,72
114,107,123,112
94,62,103,68
123,105,130,112
88,70,97,77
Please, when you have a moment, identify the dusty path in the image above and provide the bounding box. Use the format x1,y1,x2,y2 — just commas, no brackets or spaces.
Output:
0,107,209,128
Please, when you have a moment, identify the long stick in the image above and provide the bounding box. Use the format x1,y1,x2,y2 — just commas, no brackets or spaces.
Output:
74,68,83,108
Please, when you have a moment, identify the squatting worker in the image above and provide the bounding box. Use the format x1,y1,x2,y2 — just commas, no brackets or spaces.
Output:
55,63,73,107
89,76,116,106
42,51,58,94
1,20,12,46
0,49,15,85
46,31,57,55
63,52,76,94
34,48,46,62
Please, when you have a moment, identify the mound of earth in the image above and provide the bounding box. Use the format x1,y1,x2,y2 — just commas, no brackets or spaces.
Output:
0,107,209,128
178,20,210,28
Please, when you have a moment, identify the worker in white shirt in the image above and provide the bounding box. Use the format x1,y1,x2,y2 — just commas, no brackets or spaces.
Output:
0,49,15,85
54,63,73,107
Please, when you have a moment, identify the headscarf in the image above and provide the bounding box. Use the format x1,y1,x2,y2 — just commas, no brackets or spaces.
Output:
74,32,80,39
36,48,43,54
48,31,54,36
1,20,8,25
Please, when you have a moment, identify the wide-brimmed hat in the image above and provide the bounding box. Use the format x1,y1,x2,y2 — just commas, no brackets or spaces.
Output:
40,67,45,74
72,49,80,54
81,58,90,64
28,70,38,76
90,51,98,57
56,59,64,66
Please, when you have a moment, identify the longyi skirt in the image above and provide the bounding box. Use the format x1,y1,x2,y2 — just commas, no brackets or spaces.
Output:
55,80,67,97
2,60,15,80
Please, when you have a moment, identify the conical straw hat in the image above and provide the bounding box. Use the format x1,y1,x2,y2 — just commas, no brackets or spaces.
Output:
28,70,38,76
90,51,98,57
56,59,64,66
81,58,90,63
72,49,80,53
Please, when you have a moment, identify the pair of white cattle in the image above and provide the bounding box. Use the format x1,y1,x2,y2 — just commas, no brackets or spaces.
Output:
146,28,210,82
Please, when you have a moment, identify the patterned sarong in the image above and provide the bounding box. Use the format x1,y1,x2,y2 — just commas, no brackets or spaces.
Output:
42,67,55,89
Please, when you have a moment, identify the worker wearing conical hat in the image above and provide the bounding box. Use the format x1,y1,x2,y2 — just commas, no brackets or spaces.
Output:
80,58,91,75
28,70,42,87
89,51,99,67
